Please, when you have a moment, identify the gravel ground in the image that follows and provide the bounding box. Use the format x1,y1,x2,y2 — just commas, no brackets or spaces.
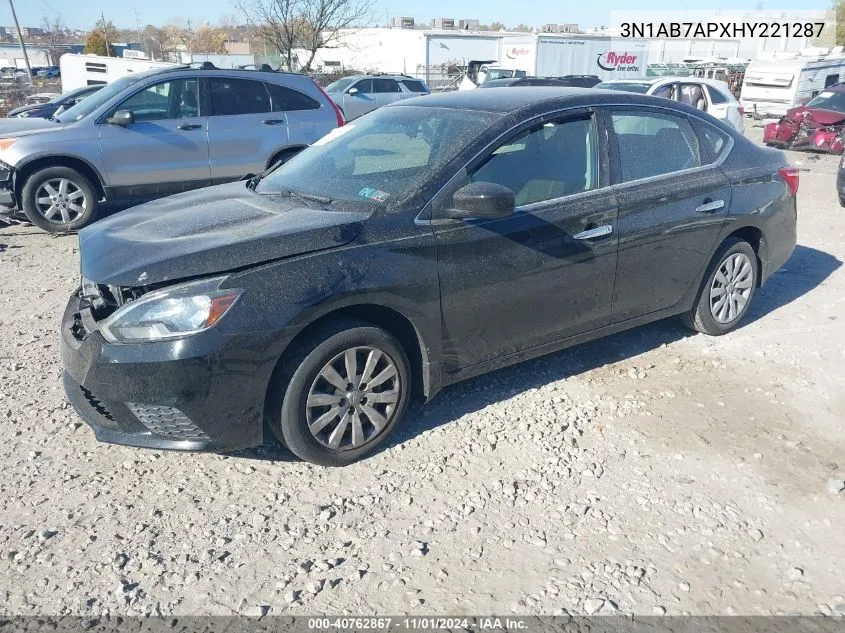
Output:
1,125,844,617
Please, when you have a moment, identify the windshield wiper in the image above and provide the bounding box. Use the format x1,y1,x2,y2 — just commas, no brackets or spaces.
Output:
262,188,333,205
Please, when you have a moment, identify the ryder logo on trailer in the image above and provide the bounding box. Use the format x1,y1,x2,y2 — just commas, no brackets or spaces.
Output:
597,51,640,72
505,47,532,59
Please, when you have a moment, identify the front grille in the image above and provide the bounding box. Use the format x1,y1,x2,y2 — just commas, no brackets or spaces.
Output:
125,403,209,441
80,386,115,422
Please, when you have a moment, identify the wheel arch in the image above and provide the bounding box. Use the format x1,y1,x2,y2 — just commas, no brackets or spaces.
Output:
266,146,308,170
15,155,107,204
264,303,432,416
723,225,766,287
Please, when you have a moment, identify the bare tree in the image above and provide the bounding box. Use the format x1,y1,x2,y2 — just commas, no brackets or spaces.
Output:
236,0,374,72
40,16,67,65
141,25,173,61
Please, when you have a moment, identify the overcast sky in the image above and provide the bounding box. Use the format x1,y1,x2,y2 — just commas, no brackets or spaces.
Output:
10,0,831,32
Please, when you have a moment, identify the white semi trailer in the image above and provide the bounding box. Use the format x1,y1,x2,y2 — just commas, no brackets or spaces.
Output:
459,35,649,89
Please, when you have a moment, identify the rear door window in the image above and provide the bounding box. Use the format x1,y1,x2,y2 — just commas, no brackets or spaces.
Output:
265,82,320,111
373,78,401,93
611,110,701,182
209,78,271,116
691,118,731,163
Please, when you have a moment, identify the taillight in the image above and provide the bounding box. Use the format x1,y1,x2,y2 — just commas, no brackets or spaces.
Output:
312,79,345,127
778,166,799,197
738,106,745,116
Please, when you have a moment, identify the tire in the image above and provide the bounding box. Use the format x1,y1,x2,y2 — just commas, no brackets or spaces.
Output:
681,238,758,336
839,194,845,208
21,166,99,233
267,319,411,466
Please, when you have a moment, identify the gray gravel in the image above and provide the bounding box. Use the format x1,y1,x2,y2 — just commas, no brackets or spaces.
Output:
0,127,843,616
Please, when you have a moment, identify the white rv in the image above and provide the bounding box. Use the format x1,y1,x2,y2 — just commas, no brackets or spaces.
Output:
740,51,845,117
59,54,177,91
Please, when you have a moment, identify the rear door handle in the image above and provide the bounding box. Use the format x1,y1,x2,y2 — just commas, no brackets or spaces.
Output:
573,225,613,240
262,119,285,125
178,123,202,130
695,199,725,213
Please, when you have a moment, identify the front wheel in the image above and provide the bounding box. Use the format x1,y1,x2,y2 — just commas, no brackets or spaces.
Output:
268,319,411,466
21,166,99,233
681,238,758,335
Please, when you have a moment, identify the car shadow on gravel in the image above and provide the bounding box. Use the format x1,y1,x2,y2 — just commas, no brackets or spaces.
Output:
235,245,841,463
743,244,841,325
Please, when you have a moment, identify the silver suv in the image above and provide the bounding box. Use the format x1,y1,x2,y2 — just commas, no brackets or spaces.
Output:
0,65,343,232
324,74,429,121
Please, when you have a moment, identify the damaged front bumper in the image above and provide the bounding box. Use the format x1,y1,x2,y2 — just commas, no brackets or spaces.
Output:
764,119,845,154
60,289,270,452
0,160,16,208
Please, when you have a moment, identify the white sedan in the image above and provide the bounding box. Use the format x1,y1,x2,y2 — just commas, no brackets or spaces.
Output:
596,76,745,133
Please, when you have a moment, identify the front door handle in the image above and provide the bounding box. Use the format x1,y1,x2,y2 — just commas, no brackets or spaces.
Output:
695,199,725,213
573,225,613,240
262,119,286,125
178,123,202,130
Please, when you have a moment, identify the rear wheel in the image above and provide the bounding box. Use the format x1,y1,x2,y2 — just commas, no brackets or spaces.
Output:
681,238,758,335
21,166,99,233
839,194,845,208
267,319,411,466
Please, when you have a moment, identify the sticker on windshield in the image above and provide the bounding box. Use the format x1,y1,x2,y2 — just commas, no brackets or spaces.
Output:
358,187,390,203
313,125,355,146
819,91,834,98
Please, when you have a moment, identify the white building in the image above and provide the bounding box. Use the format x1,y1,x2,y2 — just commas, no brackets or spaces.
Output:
0,44,50,68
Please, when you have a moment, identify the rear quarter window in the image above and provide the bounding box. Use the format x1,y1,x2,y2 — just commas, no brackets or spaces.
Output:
691,117,731,164
705,84,729,104
266,82,320,111
400,79,428,93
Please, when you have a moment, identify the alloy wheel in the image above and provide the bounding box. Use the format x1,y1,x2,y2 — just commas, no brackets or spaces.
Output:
34,178,87,224
709,252,754,324
305,346,401,451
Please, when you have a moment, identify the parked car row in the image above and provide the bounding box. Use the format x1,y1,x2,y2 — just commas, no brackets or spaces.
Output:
55,84,799,465
0,65,343,232
7,85,102,119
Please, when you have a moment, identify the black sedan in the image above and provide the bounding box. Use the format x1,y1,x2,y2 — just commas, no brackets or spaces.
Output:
61,88,798,465
480,75,601,88
7,85,102,119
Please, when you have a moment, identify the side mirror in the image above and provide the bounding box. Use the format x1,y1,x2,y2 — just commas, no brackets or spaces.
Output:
107,110,135,126
449,182,515,219
347,87,359,95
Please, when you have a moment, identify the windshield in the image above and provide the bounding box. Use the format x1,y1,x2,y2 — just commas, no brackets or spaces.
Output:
257,106,500,209
595,82,652,93
325,78,356,93
55,75,143,123
806,90,845,113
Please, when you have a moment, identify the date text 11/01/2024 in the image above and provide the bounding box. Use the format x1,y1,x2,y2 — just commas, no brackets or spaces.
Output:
307,618,527,630
619,22,825,39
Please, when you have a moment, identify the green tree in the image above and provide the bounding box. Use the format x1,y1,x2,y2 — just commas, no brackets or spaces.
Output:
84,19,118,57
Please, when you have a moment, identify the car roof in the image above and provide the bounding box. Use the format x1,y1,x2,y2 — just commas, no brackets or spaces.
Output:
397,86,677,113
344,74,417,80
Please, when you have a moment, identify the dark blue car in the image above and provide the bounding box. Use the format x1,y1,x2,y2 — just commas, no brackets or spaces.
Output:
7,85,102,119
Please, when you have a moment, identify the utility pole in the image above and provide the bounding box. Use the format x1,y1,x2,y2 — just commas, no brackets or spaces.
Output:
100,11,111,56
7,0,33,83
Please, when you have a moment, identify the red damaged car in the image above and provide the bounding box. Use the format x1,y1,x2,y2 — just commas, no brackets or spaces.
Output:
764,85,845,154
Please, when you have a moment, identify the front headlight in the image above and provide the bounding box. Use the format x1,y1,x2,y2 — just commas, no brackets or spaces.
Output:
100,276,241,344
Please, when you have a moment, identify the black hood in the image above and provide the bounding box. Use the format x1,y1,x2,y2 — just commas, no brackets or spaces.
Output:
79,182,369,287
